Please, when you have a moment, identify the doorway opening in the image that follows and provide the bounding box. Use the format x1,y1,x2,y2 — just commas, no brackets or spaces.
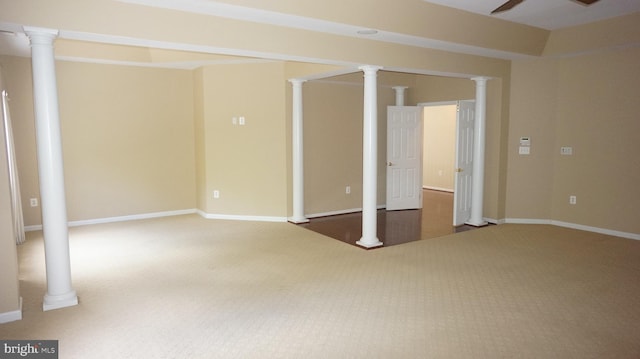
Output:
389,100,475,226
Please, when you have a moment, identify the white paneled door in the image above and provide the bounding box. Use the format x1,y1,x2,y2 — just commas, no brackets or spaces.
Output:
386,106,424,211
453,100,475,226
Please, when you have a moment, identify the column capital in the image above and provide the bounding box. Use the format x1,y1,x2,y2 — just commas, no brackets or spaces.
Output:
392,86,409,106
471,76,491,83
359,65,383,74
23,27,59,44
288,78,307,85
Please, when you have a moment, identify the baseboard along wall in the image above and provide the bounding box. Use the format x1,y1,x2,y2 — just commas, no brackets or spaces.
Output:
22,209,639,241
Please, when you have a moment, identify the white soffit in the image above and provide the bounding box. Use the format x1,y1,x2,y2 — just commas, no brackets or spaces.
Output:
116,0,535,60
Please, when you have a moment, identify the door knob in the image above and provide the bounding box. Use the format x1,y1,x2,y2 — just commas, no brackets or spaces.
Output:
455,168,463,172
388,162,394,166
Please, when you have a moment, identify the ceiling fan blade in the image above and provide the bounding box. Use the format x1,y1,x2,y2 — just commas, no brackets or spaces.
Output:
491,0,525,14
572,0,600,5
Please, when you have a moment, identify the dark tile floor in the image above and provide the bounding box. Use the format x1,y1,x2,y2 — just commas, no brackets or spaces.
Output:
299,189,481,248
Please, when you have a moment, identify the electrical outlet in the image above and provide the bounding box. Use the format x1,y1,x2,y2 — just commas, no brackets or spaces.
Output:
30,198,38,207
213,190,220,199
346,186,351,194
561,147,573,155
569,195,576,205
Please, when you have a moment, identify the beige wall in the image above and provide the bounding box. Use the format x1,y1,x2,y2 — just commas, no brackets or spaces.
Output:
302,71,411,215
0,69,21,318
0,56,41,226
303,78,365,215
0,56,196,225
198,63,288,217
506,59,558,220
507,46,640,234
1,0,516,225
57,62,196,222
0,0,635,236
423,105,456,191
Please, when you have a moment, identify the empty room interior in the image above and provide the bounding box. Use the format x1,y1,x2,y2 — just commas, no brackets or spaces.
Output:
1,0,639,357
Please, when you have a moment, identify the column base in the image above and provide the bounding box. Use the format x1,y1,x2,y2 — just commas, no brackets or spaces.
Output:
43,290,78,311
288,216,310,224
465,220,488,227
356,238,383,249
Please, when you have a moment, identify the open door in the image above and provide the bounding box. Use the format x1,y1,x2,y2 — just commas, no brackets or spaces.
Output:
453,100,475,226
386,106,423,211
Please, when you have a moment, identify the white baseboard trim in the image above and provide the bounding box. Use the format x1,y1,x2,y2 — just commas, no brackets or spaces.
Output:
503,218,640,240
24,208,637,241
483,217,502,225
0,297,22,324
196,210,287,223
423,186,454,193
504,218,552,225
551,220,640,241
306,205,386,219
24,209,198,232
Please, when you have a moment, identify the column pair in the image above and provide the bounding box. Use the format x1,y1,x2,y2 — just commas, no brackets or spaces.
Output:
288,66,383,248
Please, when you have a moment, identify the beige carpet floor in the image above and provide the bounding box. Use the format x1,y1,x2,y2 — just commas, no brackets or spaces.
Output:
1,215,639,358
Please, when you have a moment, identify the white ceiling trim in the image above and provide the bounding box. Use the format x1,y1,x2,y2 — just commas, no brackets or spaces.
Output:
57,28,357,67
55,56,278,70
1,20,483,78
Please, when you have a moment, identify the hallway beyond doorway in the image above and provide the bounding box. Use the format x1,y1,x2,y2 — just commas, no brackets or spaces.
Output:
298,189,483,248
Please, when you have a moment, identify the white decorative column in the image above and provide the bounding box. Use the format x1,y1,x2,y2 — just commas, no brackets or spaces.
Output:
467,77,490,226
392,86,408,106
24,27,78,311
357,65,383,248
289,79,309,223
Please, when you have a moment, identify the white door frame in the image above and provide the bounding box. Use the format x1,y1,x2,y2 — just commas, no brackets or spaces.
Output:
418,99,484,224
